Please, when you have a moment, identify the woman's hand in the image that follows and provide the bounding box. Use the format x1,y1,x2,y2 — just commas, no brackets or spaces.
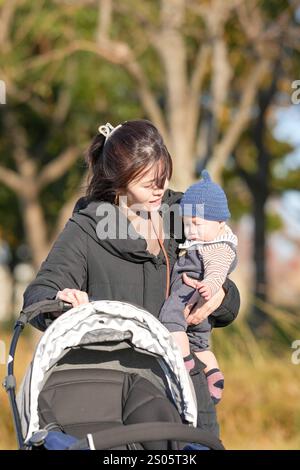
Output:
56,288,89,308
182,273,225,326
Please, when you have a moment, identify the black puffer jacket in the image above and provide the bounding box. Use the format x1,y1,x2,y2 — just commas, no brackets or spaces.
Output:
23,189,240,331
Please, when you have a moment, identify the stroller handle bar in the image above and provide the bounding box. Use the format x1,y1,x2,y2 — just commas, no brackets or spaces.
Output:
18,299,73,326
69,422,225,450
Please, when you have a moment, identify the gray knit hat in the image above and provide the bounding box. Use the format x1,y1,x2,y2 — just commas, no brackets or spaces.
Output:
180,170,231,221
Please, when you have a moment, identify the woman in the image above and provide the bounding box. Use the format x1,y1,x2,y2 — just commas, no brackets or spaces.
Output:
23,120,240,437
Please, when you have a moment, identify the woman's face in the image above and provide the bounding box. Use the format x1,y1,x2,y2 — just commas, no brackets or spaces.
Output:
124,163,169,212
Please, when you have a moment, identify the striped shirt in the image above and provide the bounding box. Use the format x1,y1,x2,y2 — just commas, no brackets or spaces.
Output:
178,225,238,297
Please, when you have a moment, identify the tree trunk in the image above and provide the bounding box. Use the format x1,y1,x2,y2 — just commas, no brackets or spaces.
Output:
250,191,268,330
21,195,49,270
251,64,280,329
169,129,195,191
233,58,280,331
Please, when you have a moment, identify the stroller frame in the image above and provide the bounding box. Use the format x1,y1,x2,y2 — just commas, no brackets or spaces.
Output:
3,299,71,449
3,299,224,451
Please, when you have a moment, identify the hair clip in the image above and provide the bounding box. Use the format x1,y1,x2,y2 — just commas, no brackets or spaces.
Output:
98,122,122,141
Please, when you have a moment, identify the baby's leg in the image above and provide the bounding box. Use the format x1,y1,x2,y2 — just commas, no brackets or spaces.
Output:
195,350,224,405
171,331,195,372
171,331,190,356
188,324,224,405
195,350,219,374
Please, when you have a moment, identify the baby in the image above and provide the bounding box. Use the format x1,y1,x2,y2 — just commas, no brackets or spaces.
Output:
159,170,238,404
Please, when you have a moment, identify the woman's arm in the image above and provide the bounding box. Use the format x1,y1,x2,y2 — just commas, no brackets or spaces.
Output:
23,220,87,331
209,278,240,327
182,274,240,327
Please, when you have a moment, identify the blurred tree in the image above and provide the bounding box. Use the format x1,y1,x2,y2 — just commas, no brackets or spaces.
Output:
60,0,298,184
0,0,299,283
15,0,298,186
231,61,300,329
0,0,141,267
224,1,300,329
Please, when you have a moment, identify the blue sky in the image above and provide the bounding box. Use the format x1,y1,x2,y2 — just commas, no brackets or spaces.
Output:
274,105,300,171
273,105,300,238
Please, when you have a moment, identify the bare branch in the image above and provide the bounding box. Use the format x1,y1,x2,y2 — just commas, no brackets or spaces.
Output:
14,0,48,45
123,61,170,145
204,0,233,118
51,60,77,126
236,0,263,44
153,0,188,135
0,0,19,51
236,1,291,56
154,0,187,95
37,147,81,189
185,43,211,154
22,37,169,142
199,0,238,39
23,42,80,70
0,165,23,194
96,0,112,43
95,0,169,143
52,87,72,126
208,58,270,182
187,0,233,149
2,112,37,181
53,0,97,5
22,197,49,268
0,68,51,115
51,171,88,242
211,37,232,121
189,43,210,104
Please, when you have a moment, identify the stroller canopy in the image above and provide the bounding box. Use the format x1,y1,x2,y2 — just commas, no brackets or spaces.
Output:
18,300,198,443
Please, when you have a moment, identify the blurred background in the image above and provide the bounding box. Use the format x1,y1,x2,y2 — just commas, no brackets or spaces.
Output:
0,0,300,450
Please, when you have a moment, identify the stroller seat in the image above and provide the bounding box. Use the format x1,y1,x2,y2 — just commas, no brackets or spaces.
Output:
38,343,182,449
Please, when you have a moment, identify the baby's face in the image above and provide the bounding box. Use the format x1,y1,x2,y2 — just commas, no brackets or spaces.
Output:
183,216,224,242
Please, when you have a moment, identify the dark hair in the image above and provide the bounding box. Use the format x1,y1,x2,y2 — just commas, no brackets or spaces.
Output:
85,120,173,203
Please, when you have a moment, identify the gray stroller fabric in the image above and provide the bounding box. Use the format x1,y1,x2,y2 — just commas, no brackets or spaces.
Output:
17,300,197,442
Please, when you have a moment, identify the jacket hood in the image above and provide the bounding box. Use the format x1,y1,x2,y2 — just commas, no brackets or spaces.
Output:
70,189,183,263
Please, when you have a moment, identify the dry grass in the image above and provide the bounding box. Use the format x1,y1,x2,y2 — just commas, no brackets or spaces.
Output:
218,353,300,449
1,316,300,450
214,308,300,450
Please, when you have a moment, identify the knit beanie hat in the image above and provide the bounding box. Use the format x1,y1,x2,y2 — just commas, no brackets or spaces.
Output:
180,170,231,221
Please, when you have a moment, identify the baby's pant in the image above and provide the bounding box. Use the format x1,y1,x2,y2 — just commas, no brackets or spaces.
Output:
159,282,211,352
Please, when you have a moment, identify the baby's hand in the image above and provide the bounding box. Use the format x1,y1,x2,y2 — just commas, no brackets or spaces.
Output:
197,282,212,301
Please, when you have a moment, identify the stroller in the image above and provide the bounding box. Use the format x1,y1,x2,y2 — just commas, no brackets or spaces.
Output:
4,299,224,450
